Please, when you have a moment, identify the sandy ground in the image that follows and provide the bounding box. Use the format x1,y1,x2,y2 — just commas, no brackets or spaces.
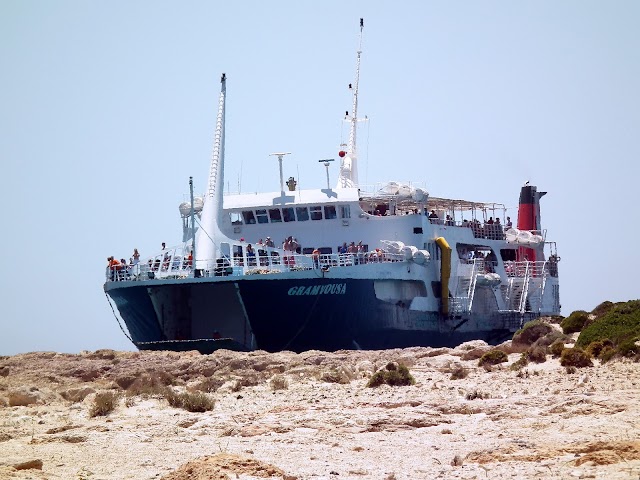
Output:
1,342,639,480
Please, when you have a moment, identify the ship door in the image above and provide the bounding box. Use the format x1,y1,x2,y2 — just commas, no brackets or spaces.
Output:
220,242,231,260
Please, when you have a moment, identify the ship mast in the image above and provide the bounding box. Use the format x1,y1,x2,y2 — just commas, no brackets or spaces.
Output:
195,73,227,272
337,18,364,189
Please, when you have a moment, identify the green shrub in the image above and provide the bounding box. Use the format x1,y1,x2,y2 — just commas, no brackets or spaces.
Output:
585,339,614,359
180,391,215,412
269,374,289,391
449,365,469,380
527,346,547,363
549,340,565,357
125,371,176,397
320,368,352,384
560,310,590,334
512,320,553,346
89,392,119,417
366,362,415,388
478,350,508,367
617,339,640,358
532,330,567,350
599,346,616,364
191,376,226,393
510,353,529,371
576,300,640,349
560,348,592,368
591,301,615,319
163,389,214,412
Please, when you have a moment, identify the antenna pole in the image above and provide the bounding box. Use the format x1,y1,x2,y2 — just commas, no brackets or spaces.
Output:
270,152,291,194
348,18,364,159
319,159,335,189
337,19,364,189
189,176,196,269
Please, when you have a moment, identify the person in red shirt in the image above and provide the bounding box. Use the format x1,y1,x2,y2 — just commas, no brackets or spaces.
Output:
107,256,121,281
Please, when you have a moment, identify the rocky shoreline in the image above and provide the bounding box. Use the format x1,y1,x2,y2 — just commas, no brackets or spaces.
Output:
1,340,639,479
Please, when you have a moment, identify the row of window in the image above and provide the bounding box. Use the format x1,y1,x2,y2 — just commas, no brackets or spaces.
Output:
231,205,351,225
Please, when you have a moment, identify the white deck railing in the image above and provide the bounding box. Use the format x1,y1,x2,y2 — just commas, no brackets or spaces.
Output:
106,251,406,282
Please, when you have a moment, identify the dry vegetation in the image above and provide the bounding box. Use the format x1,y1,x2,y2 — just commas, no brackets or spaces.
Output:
0,300,639,479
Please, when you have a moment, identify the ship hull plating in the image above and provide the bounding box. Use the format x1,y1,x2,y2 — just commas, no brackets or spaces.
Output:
105,277,516,353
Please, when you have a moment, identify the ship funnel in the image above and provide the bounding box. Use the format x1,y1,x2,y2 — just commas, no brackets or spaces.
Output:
516,184,546,262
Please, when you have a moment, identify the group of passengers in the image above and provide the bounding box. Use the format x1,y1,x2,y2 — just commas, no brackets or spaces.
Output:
107,248,141,281
335,241,385,266
458,217,509,240
460,248,499,273
237,236,299,267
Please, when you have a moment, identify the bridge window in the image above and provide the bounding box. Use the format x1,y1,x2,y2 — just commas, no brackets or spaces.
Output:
230,212,243,225
340,205,351,219
283,207,295,222
255,209,268,224
268,208,282,223
296,207,309,221
242,211,256,224
310,206,323,220
324,205,337,219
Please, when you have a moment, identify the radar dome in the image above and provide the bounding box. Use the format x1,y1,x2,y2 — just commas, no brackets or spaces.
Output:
179,202,191,218
193,197,204,213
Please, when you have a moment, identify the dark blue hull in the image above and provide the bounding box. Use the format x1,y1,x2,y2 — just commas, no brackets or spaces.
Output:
236,278,512,351
105,276,515,353
105,280,255,351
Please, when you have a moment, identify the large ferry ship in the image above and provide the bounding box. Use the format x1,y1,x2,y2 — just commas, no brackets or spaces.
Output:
104,20,560,353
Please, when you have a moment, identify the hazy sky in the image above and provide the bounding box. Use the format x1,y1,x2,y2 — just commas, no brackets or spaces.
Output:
1,1,639,355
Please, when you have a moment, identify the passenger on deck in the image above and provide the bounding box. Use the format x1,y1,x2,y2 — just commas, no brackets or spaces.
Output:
445,215,454,226
120,258,129,279
265,236,275,248
347,242,357,254
246,244,256,266
258,247,268,266
283,236,295,265
312,248,320,269
506,216,513,229
428,210,439,223
357,241,365,265
132,248,140,265
107,256,120,281
471,219,482,238
494,217,503,239
485,217,495,239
